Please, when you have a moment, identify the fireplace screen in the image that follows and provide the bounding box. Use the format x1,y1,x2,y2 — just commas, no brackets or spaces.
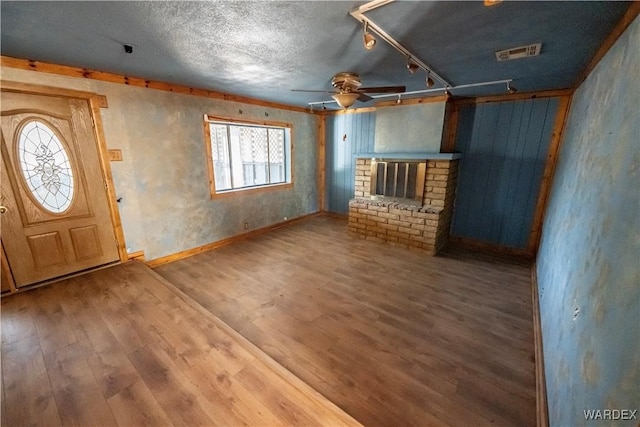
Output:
370,160,426,206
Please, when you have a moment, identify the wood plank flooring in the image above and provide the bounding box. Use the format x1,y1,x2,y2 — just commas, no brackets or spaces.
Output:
0,260,361,427
155,215,536,427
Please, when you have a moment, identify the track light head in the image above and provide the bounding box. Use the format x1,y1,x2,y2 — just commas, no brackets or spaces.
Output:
363,22,376,50
407,59,419,74
507,81,517,94
444,87,451,97
396,95,402,104
426,72,435,87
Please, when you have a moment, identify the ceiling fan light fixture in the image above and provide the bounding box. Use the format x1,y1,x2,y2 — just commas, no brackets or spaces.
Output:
363,22,376,50
332,92,359,109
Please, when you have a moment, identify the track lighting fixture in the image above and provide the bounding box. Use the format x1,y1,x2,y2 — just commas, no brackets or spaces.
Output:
426,71,435,87
332,93,359,109
406,58,419,74
507,81,517,94
444,87,451,97
363,22,376,50
396,94,402,104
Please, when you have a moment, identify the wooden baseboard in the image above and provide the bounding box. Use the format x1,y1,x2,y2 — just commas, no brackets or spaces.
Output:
448,236,534,261
127,250,146,262
323,211,349,220
146,212,322,267
531,262,549,427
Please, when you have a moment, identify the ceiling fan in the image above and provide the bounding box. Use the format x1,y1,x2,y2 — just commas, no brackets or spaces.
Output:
293,72,406,109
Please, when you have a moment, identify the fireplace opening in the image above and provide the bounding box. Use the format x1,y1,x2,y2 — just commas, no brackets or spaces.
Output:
370,159,426,206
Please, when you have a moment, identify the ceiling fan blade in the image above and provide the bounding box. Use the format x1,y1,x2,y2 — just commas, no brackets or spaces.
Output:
357,93,373,102
359,86,406,93
291,89,335,93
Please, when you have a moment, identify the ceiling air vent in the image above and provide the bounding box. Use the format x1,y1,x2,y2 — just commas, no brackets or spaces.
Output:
495,43,542,61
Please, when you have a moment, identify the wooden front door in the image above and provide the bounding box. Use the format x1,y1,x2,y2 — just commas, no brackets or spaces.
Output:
0,89,120,288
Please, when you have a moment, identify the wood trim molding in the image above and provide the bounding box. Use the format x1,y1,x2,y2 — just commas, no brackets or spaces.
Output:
374,94,448,108
454,88,574,106
0,79,97,100
527,95,572,254
146,212,322,267
531,262,549,427
88,95,129,262
325,106,378,116
1,55,310,114
317,115,326,212
127,250,145,262
448,236,534,260
574,2,640,88
440,98,459,152
1,244,17,295
205,114,292,129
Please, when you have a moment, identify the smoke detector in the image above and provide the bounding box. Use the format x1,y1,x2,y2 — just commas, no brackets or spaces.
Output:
495,43,542,61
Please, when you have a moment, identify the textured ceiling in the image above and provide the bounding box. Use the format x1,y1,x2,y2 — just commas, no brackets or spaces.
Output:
0,1,631,109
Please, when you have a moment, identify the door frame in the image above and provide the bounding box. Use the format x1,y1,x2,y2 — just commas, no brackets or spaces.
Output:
1,80,127,292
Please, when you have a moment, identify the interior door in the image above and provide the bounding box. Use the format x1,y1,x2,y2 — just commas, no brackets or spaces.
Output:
0,90,120,288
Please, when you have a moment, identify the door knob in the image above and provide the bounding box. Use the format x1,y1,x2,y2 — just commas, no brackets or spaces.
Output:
0,206,7,214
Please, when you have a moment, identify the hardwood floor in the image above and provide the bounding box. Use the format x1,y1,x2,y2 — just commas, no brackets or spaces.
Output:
155,215,536,427
0,261,361,426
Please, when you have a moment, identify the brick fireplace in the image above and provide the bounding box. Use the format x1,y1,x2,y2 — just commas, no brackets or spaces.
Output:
348,155,460,255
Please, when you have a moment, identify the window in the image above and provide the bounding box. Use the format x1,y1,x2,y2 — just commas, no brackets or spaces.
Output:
205,115,292,196
18,119,75,213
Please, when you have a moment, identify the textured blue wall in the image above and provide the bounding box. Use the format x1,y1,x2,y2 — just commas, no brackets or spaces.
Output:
374,103,445,153
325,112,375,214
1,67,319,261
452,98,559,249
537,17,640,427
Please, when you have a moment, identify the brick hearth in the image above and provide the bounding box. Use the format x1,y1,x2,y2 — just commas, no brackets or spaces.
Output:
348,158,458,255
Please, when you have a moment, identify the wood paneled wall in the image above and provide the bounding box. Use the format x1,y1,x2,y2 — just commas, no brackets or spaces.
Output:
451,98,560,250
325,112,375,214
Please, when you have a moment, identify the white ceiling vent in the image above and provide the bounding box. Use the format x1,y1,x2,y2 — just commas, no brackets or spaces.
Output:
495,43,542,61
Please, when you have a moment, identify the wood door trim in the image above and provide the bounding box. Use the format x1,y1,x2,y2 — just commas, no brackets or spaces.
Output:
1,243,17,294
1,80,127,265
0,80,97,100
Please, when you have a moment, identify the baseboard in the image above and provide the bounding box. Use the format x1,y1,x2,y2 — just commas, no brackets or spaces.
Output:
449,236,535,261
146,212,322,267
531,262,549,427
127,250,146,262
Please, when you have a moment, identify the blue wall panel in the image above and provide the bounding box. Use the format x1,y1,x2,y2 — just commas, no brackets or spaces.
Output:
451,97,559,249
537,17,639,426
325,112,375,214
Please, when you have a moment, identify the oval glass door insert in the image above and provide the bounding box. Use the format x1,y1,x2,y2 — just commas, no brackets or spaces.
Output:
18,120,75,213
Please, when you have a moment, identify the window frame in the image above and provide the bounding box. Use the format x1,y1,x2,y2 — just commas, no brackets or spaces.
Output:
203,114,293,198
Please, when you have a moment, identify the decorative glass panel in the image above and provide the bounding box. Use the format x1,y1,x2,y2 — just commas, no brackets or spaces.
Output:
18,120,75,213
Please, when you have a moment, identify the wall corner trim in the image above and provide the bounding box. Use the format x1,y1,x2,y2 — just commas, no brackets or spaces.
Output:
531,262,549,427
